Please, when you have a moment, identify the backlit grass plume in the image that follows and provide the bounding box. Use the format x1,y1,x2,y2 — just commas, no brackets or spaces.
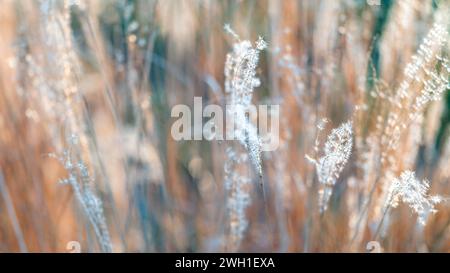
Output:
306,120,353,213
385,171,442,226
223,25,266,250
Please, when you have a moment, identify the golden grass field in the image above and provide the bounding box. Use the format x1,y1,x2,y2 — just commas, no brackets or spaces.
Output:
0,0,449,252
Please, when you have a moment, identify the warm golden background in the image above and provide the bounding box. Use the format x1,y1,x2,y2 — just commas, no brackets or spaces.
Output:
0,0,449,252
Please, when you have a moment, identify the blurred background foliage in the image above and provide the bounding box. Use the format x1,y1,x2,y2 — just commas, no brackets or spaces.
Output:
0,0,449,252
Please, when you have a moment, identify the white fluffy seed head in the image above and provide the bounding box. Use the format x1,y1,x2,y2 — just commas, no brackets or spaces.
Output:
386,171,442,226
